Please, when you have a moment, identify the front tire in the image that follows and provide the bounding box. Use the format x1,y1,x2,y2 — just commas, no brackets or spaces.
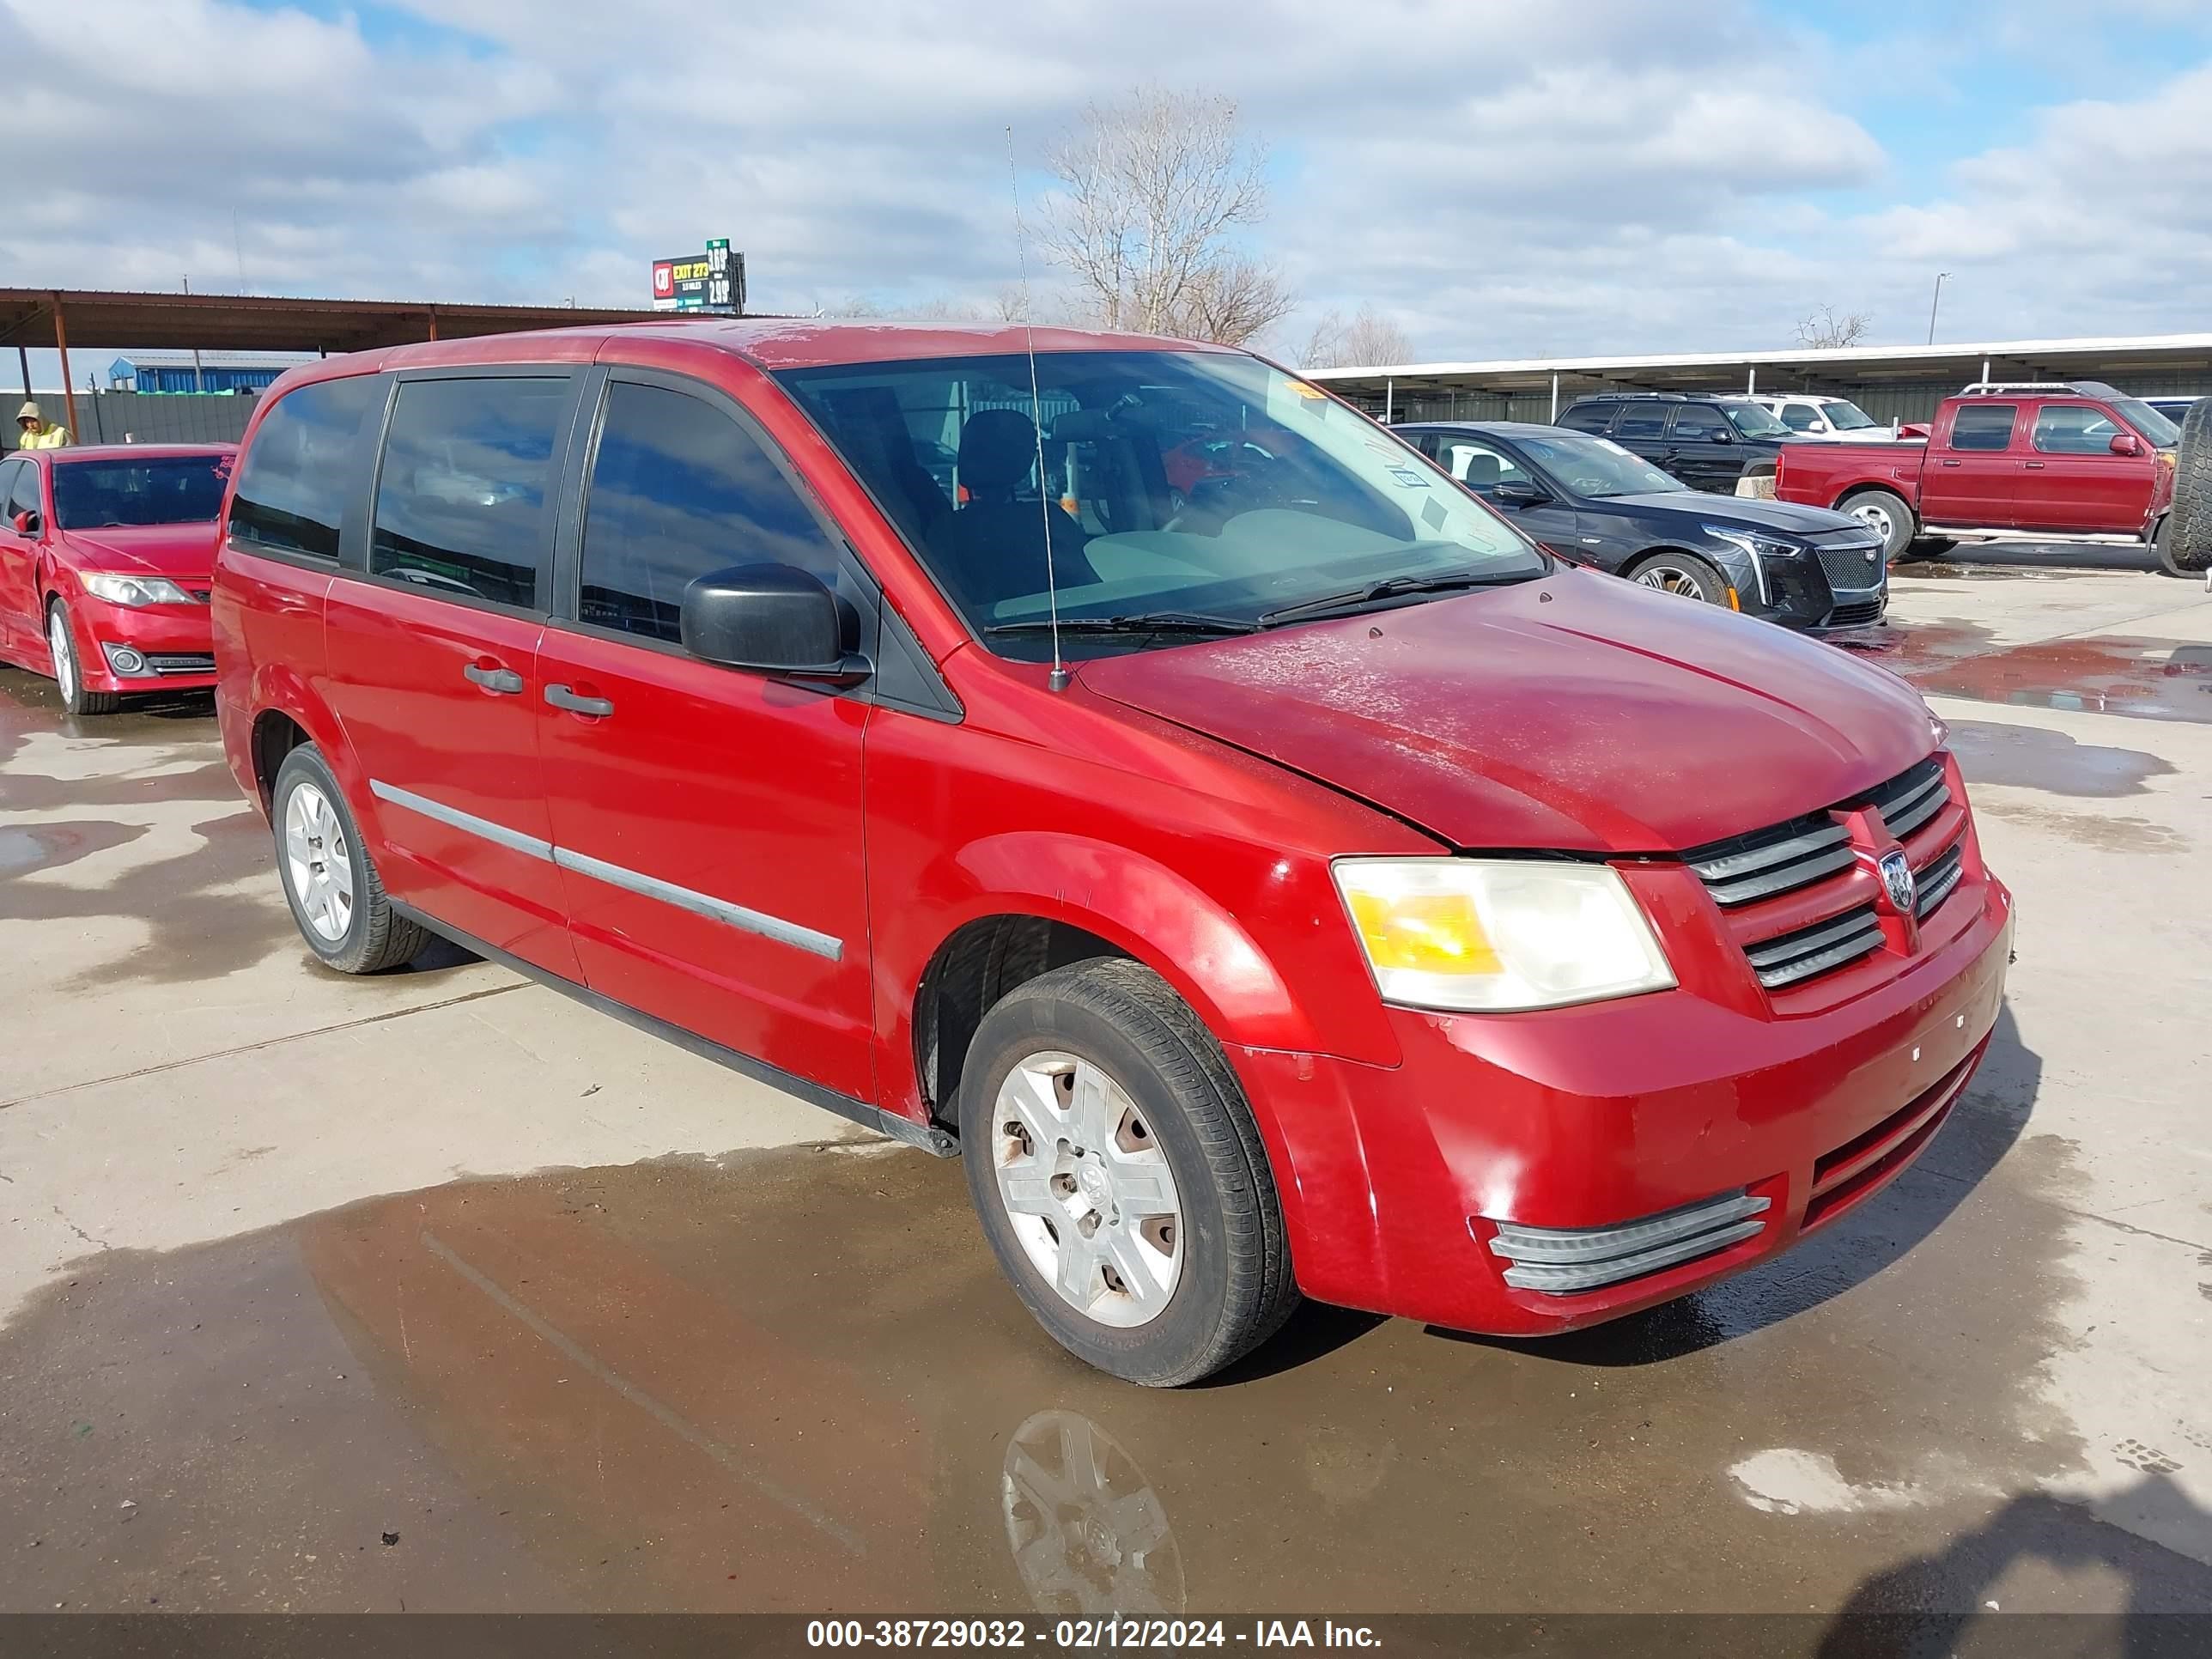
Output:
1844,488,1916,563
1627,550,1730,605
959,958,1298,1386
271,745,429,974
46,599,120,716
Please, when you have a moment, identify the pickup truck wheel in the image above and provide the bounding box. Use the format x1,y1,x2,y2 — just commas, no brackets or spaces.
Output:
959,958,1298,1386
2161,399,2212,574
1627,551,1729,605
1843,489,1916,562
271,745,431,974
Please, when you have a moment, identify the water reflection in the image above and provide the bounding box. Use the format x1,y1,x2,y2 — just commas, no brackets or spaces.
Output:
1003,1410,1183,1616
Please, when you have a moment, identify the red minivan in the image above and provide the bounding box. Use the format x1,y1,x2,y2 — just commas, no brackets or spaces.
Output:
212,323,2012,1384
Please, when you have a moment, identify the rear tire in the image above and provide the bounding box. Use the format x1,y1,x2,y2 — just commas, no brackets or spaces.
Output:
958,958,1298,1386
1627,550,1730,605
1843,488,1916,563
46,599,120,716
2160,398,2212,575
271,744,429,974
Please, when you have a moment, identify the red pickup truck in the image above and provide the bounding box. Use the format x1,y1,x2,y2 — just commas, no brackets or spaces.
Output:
1774,381,2179,565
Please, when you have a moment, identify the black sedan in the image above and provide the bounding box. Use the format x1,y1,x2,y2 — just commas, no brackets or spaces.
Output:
1394,421,1887,634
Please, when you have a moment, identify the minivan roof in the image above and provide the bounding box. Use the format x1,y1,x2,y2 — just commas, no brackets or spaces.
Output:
270,318,1235,385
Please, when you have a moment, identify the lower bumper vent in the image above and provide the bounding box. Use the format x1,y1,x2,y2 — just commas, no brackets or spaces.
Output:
1485,1188,1771,1295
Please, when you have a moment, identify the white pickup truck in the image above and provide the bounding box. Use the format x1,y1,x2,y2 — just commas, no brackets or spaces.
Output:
1750,394,1915,444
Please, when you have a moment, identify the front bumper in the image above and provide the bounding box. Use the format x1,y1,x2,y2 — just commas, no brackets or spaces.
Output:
69,592,216,693
1236,866,2012,1337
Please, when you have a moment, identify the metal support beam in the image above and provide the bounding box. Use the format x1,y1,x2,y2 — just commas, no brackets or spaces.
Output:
1383,377,1393,423
1549,372,1559,422
52,295,79,441
15,344,27,400
1747,367,1757,394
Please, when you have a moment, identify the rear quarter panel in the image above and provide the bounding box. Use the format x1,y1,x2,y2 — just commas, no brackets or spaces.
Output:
211,545,338,819
1776,439,1929,511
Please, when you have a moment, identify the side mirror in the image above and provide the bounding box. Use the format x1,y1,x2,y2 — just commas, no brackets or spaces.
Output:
1704,427,1734,444
680,563,861,681
2109,432,2143,456
1492,479,1549,507
9,508,36,536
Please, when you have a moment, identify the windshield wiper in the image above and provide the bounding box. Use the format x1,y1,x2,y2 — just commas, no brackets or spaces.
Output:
1257,570,1529,628
982,612,1260,639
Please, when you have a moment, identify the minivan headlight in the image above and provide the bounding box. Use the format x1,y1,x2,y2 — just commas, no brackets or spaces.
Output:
1332,858,1675,1012
81,574,194,607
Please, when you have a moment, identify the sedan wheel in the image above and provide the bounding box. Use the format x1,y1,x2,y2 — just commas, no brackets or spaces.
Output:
46,600,119,716
992,1050,1184,1328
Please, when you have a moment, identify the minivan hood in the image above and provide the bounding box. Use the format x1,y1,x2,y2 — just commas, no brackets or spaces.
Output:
1599,493,1864,537
61,523,218,577
1078,570,1935,853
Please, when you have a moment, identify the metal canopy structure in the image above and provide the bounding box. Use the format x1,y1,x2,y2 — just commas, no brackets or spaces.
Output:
1309,333,2212,424
2,287,666,437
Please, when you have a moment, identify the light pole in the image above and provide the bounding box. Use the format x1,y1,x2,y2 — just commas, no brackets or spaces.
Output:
1926,272,1950,346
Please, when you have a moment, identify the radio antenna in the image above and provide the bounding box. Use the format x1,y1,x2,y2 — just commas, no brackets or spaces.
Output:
1006,125,1068,691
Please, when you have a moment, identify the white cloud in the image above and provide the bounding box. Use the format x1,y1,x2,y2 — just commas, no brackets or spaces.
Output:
2,0,2208,360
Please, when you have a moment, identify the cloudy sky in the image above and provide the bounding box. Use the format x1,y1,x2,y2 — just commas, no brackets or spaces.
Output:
7,0,2212,380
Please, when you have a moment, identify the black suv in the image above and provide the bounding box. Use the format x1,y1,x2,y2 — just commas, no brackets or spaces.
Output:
1556,392,1799,494
1396,421,1887,633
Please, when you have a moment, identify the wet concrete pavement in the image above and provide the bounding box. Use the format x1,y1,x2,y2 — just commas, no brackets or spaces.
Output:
3,556,2209,1620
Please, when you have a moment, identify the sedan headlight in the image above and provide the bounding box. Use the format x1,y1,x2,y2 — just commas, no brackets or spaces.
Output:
1332,858,1675,1012
81,574,196,607
1701,525,1807,605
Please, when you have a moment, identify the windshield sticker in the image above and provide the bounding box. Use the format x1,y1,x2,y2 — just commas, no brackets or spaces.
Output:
1387,467,1427,489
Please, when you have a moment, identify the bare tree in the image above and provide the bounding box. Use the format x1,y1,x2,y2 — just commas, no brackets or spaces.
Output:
1794,304,1872,349
1301,304,1417,368
1039,87,1295,345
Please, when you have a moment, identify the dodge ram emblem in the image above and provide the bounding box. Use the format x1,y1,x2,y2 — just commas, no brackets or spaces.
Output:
1878,848,1917,913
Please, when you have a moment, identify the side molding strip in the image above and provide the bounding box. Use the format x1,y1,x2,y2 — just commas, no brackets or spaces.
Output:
368,779,841,961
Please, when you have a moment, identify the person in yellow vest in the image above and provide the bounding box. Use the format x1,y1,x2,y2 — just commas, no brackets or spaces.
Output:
15,401,69,448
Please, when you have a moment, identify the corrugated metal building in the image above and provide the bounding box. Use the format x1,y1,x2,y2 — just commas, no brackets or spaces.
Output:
1308,334,2212,426
105,352,318,394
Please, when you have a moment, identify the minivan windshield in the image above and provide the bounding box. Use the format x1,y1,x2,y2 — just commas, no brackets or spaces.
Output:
1516,432,1685,498
52,455,229,530
776,350,1546,658
1723,403,1792,439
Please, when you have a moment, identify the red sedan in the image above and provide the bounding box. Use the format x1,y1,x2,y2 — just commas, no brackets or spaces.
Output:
0,443,234,714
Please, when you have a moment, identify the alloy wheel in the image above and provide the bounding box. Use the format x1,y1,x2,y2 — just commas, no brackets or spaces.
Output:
283,781,356,943
1632,563,1707,599
47,608,76,705
991,1051,1184,1328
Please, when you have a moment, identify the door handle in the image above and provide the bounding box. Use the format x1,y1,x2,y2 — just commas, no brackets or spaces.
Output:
2025,461,2046,469
463,662,525,695
1940,459,1963,466
545,683,615,718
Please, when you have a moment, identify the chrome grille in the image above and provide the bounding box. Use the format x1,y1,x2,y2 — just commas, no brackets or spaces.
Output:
1814,538,1885,593
1868,757,1949,840
1743,904,1884,989
145,653,216,676
1915,842,1964,918
1487,1189,1771,1294
1686,817,1855,908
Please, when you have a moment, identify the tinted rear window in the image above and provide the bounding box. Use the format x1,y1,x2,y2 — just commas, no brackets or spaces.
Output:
52,456,230,530
229,375,386,562
369,377,569,610
1949,404,2018,452
1612,404,1670,439
1558,404,1616,433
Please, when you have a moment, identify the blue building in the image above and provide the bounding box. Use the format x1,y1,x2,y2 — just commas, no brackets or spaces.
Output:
106,352,318,394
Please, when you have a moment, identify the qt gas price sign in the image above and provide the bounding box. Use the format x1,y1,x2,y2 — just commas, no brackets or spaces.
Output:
652,239,744,313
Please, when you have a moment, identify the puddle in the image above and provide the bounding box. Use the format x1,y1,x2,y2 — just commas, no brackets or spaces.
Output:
8,1028,2203,1619
1880,630,2212,725
1944,720,2178,799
